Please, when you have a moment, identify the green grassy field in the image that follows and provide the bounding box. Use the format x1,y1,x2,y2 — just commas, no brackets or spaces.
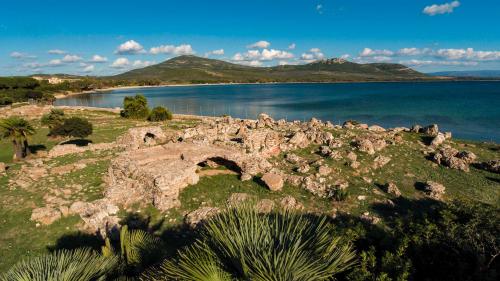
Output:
0,108,498,272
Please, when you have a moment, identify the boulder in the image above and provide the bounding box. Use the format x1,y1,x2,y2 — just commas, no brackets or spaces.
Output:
185,207,220,228
256,199,275,213
353,139,375,155
318,165,332,176
385,182,401,197
296,163,310,173
288,131,309,148
261,173,284,191
368,125,386,132
372,155,391,169
285,153,302,164
31,207,62,225
430,133,446,147
422,124,439,136
411,125,422,133
479,160,500,174
424,181,445,200
280,196,303,210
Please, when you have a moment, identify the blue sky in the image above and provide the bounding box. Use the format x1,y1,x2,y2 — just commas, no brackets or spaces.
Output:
1,0,499,76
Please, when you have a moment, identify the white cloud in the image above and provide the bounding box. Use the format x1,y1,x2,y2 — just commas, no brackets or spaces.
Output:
316,4,323,14
372,56,393,62
23,62,43,69
436,48,500,61
149,44,195,55
115,40,146,55
238,60,263,67
90,55,108,63
48,49,67,55
10,51,36,59
359,48,394,57
247,40,271,49
232,49,294,62
400,59,477,66
132,60,155,68
398,48,422,56
423,1,460,16
341,54,351,59
48,59,64,66
300,48,325,62
82,65,95,73
110,57,130,68
205,49,224,57
62,54,82,63
288,43,296,50
278,60,299,66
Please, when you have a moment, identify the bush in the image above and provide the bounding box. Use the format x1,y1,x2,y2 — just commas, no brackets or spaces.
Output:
1,248,118,280
0,96,13,106
41,109,65,129
148,106,172,122
121,94,149,119
49,117,93,138
146,205,356,280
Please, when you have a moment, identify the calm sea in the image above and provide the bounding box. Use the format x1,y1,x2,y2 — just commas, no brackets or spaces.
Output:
55,81,500,142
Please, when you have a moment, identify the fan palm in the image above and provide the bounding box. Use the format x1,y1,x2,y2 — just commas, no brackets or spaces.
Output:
102,225,162,276
144,205,357,281
0,117,35,160
0,248,118,281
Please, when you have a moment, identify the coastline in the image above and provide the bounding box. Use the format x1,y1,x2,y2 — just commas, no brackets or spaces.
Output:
53,78,500,100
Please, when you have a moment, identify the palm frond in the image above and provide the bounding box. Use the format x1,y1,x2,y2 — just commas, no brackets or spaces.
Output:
0,248,118,281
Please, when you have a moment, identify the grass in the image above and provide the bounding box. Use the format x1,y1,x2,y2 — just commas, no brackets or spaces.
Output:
0,107,498,272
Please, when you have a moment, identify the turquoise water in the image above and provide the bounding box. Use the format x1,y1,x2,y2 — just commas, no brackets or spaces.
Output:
55,81,500,142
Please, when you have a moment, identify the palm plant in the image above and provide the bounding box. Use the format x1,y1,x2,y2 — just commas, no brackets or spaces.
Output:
0,117,35,160
144,205,357,281
102,225,162,276
0,248,118,281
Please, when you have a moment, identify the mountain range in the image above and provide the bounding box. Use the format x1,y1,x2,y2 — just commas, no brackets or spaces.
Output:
110,55,436,83
429,70,500,78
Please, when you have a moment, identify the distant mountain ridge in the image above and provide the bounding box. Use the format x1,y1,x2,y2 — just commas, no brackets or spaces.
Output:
111,55,434,83
429,70,500,78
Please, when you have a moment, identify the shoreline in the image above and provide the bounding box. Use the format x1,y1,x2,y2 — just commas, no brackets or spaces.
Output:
53,79,500,100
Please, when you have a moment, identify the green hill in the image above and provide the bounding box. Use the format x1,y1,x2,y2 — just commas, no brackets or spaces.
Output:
112,55,433,83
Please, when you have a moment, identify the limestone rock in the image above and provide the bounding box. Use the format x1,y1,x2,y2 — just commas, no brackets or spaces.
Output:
422,124,439,136
353,139,375,155
385,182,401,197
280,196,303,210
227,193,251,206
297,163,310,173
31,207,62,225
479,160,500,174
424,181,445,200
256,199,275,213
318,165,332,176
430,133,446,147
368,125,386,132
117,126,167,150
261,173,284,191
185,207,220,228
372,155,391,169
285,153,302,164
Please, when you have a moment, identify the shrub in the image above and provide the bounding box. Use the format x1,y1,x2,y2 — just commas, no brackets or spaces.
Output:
144,205,357,280
49,117,93,138
148,106,172,122
121,94,149,119
0,248,118,280
41,109,65,129
0,96,13,106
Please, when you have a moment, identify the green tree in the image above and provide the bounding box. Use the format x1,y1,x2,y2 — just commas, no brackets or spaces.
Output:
0,117,35,160
49,117,93,139
41,108,65,130
121,94,149,119
148,106,172,121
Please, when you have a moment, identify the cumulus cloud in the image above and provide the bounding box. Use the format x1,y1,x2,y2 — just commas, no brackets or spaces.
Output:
232,49,294,62
110,57,130,68
300,48,325,62
115,40,146,55
48,59,64,66
205,49,224,57
90,55,108,63
359,48,394,57
82,65,95,73
132,60,155,68
61,54,82,63
149,44,195,55
238,60,263,67
423,1,460,16
288,43,296,50
10,51,36,59
436,48,500,61
400,59,477,66
48,49,67,55
246,40,271,49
